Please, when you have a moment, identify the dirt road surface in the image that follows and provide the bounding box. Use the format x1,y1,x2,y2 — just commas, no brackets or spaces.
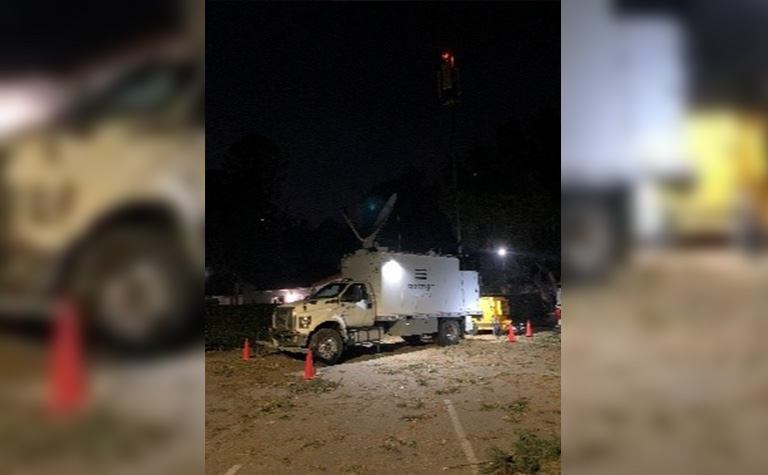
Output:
0,333,203,475
564,249,768,475
205,334,561,475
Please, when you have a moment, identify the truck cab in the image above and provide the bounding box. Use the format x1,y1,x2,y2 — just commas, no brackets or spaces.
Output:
271,280,379,363
272,281,374,341
0,37,204,351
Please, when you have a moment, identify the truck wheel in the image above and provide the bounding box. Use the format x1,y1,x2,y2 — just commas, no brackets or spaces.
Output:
437,319,461,346
309,328,344,365
69,226,197,353
562,191,627,283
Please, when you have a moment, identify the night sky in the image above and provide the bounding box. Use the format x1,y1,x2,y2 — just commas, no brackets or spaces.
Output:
207,1,560,226
0,1,178,74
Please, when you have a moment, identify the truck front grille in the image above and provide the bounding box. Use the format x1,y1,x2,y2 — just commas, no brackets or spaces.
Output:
273,307,293,331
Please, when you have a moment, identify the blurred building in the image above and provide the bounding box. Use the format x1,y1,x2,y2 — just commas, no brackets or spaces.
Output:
210,274,343,306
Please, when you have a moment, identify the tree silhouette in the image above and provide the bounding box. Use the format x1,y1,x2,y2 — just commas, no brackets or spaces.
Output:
208,133,288,288
439,108,560,292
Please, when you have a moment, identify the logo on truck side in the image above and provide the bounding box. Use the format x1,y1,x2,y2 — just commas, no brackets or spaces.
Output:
408,283,435,290
410,269,433,290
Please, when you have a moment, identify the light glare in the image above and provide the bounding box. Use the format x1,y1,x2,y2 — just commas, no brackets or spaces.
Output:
382,259,402,281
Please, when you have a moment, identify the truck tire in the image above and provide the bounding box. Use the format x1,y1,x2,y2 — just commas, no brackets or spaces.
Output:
562,189,628,283
69,226,197,353
309,328,344,365
437,319,461,346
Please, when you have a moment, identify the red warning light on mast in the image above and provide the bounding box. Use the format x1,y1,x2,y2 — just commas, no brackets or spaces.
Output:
442,51,455,68
438,51,460,105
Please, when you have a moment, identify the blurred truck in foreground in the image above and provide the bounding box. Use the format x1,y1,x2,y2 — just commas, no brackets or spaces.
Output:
0,37,204,350
265,249,482,364
561,0,689,281
563,0,768,282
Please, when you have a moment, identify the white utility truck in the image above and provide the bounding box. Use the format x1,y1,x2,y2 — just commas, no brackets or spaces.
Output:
265,194,482,364
268,249,481,364
562,0,689,280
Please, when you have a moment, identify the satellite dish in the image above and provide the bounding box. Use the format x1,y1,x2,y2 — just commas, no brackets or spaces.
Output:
342,193,397,250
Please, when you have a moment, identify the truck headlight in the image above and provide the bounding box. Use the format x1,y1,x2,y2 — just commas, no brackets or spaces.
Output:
298,316,312,329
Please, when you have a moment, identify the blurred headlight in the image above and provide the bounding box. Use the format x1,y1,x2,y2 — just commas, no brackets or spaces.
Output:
298,316,311,329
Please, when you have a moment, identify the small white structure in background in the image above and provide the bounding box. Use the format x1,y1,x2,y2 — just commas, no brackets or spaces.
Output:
209,295,242,306
209,273,344,305
461,271,480,334
246,287,312,305
209,287,312,305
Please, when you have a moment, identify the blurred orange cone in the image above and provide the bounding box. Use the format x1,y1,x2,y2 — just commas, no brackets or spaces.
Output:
507,322,516,342
526,320,533,338
242,339,250,361
304,350,315,380
49,298,86,417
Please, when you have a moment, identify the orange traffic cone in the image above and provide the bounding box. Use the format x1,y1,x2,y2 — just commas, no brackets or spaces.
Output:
242,339,250,361
304,350,316,380
507,322,516,342
526,320,533,338
49,298,86,417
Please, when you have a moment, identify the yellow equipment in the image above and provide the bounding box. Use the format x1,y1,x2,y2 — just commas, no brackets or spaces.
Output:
473,296,511,334
662,108,768,240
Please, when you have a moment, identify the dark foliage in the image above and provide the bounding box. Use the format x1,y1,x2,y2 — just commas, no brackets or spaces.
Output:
205,304,276,350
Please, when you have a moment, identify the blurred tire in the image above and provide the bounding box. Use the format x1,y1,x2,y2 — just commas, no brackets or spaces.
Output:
69,226,197,353
562,190,628,283
436,319,461,346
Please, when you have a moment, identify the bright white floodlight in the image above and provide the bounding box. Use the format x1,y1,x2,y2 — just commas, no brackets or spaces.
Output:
382,259,402,281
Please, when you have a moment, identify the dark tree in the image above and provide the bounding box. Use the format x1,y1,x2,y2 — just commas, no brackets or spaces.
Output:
439,107,560,293
348,165,456,254
208,133,289,288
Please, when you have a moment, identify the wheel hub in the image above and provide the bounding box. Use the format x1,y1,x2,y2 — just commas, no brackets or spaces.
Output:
99,259,173,340
446,322,459,341
317,337,338,360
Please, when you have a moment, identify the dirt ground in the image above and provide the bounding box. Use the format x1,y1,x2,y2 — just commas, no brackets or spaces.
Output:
564,248,768,475
205,333,561,475
0,332,203,475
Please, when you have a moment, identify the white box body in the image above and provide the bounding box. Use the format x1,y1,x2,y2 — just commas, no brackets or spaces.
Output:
341,250,480,318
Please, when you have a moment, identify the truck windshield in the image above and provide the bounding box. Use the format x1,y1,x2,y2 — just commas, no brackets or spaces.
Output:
69,61,198,122
309,283,347,300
